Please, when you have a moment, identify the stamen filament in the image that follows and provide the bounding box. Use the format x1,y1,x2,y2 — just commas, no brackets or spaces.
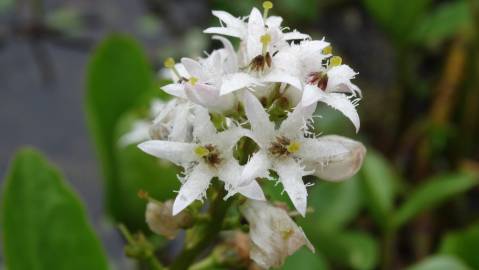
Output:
164,57,182,80
260,34,272,55
263,1,273,19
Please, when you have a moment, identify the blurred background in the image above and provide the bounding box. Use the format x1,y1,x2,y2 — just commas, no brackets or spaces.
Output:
1,0,479,269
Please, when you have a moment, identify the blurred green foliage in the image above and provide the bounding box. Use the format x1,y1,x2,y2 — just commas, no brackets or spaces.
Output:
1,149,108,270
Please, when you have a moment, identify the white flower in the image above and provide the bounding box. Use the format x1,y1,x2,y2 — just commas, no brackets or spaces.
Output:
139,105,265,215
240,199,314,269
241,92,365,216
119,99,167,146
205,7,308,94
149,99,194,142
145,200,192,240
290,40,362,131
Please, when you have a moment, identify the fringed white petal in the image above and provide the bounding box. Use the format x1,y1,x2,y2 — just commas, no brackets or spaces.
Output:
138,140,198,166
243,91,275,147
246,7,265,60
240,150,271,186
181,57,205,78
302,86,360,132
220,72,260,95
273,158,308,217
173,163,213,215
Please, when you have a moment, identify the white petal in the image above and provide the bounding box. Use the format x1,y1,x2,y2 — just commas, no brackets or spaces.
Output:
192,105,218,142
162,83,187,99
273,158,308,217
240,150,271,185
204,27,243,38
217,158,244,193
181,58,205,78
220,72,259,95
185,83,235,113
262,71,302,90
246,7,265,60
278,105,312,139
301,135,366,181
302,86,360,132
212,35,238,73
240,200,314,269
138,140,197,166
283,30,310,40
266,16,283,28
326,65,361,96
237,180,266,201
168,104,192,142
119,121,151,147
214,126,249,150
173,163,213,215
243,91,275,147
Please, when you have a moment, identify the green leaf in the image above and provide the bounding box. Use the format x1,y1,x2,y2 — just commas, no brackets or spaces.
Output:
393,172,477,228
360,150,397,229
440,225,479,269
282,247,329,270
307,176,363,231
407,255,471,270
1,148,108,270
412,1,472,47
85,34,153,222
306,229,378,270
362,0,433,44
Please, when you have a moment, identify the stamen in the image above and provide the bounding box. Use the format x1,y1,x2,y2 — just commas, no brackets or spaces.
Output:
330,56,342,67
322,46,332,55
287,141,301,153
194,146,210,157
263,1,273,19
163,57,182,79
189,77,199,86
260,34,272,55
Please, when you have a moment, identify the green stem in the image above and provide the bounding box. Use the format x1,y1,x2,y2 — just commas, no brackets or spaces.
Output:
170,187,233,270
189,256,217,270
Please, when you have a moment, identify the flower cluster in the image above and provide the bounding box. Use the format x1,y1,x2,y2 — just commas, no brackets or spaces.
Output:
131,2,366,268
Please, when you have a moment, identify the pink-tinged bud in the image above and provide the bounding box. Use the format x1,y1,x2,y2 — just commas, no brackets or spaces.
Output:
145,200,193,239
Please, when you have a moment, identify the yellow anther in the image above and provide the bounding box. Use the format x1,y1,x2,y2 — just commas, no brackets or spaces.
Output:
194,146,210,157
189,77,199,86
330,56,342,67
263,1,273,10
287,141,301,153
163,57,176,69
322,46,333,55
263,1,273,18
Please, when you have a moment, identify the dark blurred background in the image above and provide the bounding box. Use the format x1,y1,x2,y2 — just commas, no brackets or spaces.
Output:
1,0,478,269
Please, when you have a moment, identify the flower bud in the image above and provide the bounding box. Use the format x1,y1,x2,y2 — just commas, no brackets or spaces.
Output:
240,200,314,269
145,200,193,239
306,135,366,181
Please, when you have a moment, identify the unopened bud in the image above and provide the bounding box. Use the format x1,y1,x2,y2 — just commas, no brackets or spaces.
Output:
145,200,193,239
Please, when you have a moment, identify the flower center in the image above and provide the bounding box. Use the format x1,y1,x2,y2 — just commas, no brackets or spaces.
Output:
307,56,342,90
269,136,301,157
194,144,222,166
249,34,272,73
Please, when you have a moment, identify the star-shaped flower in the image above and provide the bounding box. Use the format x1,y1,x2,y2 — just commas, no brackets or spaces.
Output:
139,105,265,215
240,92,365,216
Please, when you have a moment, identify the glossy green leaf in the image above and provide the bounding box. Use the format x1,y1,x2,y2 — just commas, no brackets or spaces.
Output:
393,172,477,228
440,225,479,269
85,34,153,222
308,176,363,231
412,1,472,46
406,255,471,270
1,148,108,270
360,151,397,229
282,247,329,270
